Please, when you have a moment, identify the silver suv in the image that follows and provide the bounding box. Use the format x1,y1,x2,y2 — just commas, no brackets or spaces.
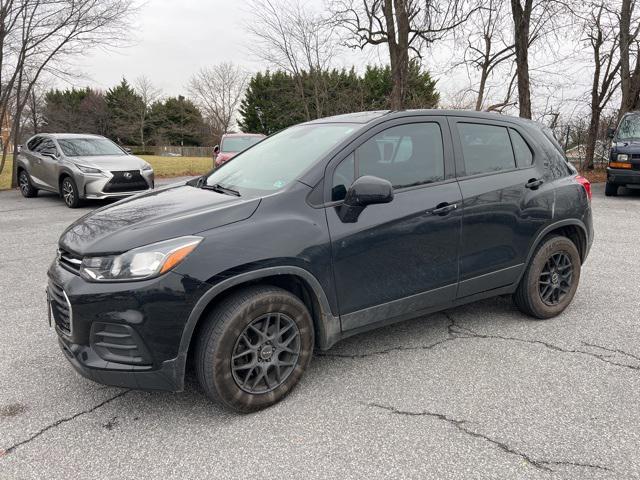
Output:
17,133,154,208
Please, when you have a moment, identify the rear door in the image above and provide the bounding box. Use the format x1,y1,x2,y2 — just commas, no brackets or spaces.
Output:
32,139,60,190
449,117,551,298
22,136,46,187
325,117,462,331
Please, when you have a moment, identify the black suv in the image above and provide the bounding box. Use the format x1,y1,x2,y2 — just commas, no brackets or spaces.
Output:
48,110,593,412
606,111,640,196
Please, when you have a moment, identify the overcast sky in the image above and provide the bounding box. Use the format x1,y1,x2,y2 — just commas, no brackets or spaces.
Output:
71,0,596,121
75,0,381,96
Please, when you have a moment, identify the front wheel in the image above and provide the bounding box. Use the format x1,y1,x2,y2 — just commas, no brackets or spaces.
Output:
195,286,314,412
605,182,619,197
61,176,81,208
513,236,581,319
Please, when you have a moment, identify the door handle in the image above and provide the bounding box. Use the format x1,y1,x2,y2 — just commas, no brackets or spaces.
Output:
525,178,544,190
432,202,457,216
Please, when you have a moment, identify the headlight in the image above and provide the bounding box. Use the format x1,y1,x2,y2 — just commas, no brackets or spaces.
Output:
80,236,202,281
142,163,153,171
617,153,630,162
76,164,105,175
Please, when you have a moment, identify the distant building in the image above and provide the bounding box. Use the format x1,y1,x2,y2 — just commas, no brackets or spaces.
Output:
565,141,608,166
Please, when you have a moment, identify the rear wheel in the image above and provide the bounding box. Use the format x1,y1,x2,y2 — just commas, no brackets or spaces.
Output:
605,182,619,197
195,286,314,412
18,170,38,198
61,176,81,208
513,236,581,319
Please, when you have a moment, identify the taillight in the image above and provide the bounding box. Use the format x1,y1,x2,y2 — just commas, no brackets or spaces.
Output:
575,175,592,201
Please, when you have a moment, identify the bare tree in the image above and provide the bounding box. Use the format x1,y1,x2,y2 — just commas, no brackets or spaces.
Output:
510,0,535,118
582,2,622,169
0,0,137,185
246,0,337,120
332,0,478,110
134,76,161,148
188,62,248,137
618,0,640,117
453,0,515,110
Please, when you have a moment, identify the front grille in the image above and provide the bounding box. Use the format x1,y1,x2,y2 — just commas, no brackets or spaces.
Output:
91,323,152,365
58,248,81,273
49,281,72,335
103,170,149,193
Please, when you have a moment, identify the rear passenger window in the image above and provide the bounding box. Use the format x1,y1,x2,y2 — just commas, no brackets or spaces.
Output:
27,136,44,151
356,123,444,189
510,129,533,165
458,123,516,176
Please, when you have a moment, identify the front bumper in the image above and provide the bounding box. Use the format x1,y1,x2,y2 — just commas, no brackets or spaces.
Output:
607,167,640,186
47,260,209,391
77,170,155,199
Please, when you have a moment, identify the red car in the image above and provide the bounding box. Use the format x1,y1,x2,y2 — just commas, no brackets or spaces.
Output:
214,133,266,167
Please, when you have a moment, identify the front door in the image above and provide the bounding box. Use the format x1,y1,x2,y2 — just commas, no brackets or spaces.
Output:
325,118,462,331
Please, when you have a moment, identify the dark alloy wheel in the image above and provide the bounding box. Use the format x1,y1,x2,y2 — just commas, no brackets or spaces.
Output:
196,285,314,412
514,235,581,319
61,176,81,208
231,313,300,394
538,252,573,306
18,170,38,198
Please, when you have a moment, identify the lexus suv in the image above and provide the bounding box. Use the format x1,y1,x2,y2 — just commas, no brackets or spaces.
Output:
17,133,154,208
606,111,640,196
48,110,593,412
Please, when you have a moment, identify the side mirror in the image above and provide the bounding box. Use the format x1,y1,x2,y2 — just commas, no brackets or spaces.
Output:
41,150,58,159
338,175,393,223
124,147,132,154
16,144,22,153
213,145,220,155
607,127,616,139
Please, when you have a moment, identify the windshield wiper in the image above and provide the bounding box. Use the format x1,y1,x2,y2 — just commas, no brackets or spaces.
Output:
201,183,241,197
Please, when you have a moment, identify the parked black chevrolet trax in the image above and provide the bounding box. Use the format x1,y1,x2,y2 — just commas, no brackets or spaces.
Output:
48,110,593,412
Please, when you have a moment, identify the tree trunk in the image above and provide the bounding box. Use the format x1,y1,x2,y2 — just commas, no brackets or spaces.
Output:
584,106,600,170
511,0,532,119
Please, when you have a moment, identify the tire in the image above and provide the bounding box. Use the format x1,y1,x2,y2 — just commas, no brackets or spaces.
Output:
605,182,619,197
195,285,314,412
513,235,581,319
60,176,81,208
18,170,38,198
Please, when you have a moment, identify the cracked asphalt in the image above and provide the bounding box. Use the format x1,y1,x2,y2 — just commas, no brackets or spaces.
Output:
1,181,639,479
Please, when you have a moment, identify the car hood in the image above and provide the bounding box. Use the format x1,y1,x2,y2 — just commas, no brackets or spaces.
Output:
59,185,261,256
68,154,148,171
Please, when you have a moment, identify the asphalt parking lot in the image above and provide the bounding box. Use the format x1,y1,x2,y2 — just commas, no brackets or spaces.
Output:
0,181,639,479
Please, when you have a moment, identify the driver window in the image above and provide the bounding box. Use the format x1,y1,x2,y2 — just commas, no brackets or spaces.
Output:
38,140,58,157
357,123,444,189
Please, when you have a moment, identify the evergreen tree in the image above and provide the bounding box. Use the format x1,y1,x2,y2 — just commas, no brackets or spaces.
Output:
105,78,144,145
239,64,439,133
148,95,205,146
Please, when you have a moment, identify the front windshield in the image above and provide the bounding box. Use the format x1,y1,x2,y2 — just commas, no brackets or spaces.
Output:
58,137,125,157
221,135,263,153
205,123,359,193
617,114,640,141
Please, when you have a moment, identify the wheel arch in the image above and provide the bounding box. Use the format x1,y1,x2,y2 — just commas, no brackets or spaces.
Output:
177,266,341,390
526,219,589,266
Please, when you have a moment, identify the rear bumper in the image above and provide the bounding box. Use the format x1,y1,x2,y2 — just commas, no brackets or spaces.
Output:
607,167,640,185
